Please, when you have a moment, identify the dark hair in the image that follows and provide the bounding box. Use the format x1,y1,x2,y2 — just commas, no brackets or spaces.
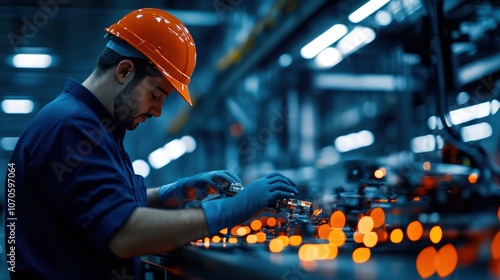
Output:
94,47,161,88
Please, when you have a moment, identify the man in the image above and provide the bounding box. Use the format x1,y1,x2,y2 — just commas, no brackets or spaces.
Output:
4,8,298,279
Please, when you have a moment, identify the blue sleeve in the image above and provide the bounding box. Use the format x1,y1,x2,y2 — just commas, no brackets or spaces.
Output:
28,116,139,250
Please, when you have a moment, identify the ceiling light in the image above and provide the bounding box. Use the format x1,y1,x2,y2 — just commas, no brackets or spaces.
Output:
2,99,34,114
300,24,348,59
314,47,343,69
12,54,53,68
337,26,376,56
348,0,391,23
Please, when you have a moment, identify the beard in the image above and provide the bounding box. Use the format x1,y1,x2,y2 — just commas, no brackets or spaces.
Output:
114,82,141,130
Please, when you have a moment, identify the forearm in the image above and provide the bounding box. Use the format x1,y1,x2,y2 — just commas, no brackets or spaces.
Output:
109,207,209,258
146,187,162,208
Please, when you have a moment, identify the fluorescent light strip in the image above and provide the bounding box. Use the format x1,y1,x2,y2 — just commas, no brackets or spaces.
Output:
334,130,374,153
2,99,34,114
148,136,197,169
12,54,53,68
348,0,391,23
337,26,376,56
461,122,492,142
314,47,343,69
132,159,150,178
300,24,348,59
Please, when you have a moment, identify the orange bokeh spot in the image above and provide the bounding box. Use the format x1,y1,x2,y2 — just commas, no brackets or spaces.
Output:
212,236,221,243
219,228,228,235
497,206,500,221
330,210,346,228
315,244,330,260
429,226,442,244
423,161,431,171
390,229,404,243
436,243,458,278
230,225,240,236
267,217,277,227
327,243,338,260
416,246,437,278
374,169,384,179
204,237,210,243
468,173,478,184
298,244,317,262
490,258,500,277
259,216,269,226
278,236,290,247
318,224,332,240
228,237,238,243
376,229,388,242
369,207,385,228
237,227,248,236
256,232,267,243
246,234,257,244
407,221,423,241
358,216,374,234
289,235,303,246
352,247,371,264
269,238,284,253
353,231,364,243
328,228,346,247
363,232,378,248
492,231,500,260
250,219,262,231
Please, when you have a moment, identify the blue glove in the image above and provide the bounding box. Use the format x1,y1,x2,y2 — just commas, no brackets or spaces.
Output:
201,172,299,235
158,170,241,209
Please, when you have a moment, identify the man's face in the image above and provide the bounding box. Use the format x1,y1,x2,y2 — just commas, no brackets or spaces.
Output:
113,76,171,130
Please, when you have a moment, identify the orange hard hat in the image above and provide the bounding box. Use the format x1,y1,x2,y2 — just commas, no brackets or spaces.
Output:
105,8,197,106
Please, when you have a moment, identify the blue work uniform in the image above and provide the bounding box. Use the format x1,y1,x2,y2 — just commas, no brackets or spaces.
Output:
4,78,148,279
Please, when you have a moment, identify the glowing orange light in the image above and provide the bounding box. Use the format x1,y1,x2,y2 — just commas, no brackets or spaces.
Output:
256,232,267,243
407,221,423,241
269,238,284,253
237,227,248,236
231,225,240,236
250,220,262,231
416,246,437,278
329,210,346,228
368,207,385,228
468,173,478,184
363,232,378,248
429,226,442,244
376,229,388,242
492,231,500,260
328,228,346,247
315,244,330,260
497,206,500,221
298,244,317,262
390,229,404,243
358,216,374,234
422,176,437,190
228,237,238,243
436,243,458,278
246,234,257,244
490,258,500,277
260,216,269,226
374,169,384,179
353,231,364,243
204,237,210,243
412,196,421,201
267,217,277,227
212,236,221,243
243,226,251,235
312,208,323,216
423,161,431,171
318,224,332,240
278,236,290,247
196,239,202,243
327,243,338,260
352,247,371,264
289,235,302,246
219,228,228,235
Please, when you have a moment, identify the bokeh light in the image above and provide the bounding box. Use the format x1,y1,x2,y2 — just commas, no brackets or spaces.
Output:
429,226,442,244
237,227,248,236
352,247,371,263
363,232,378,248
436,243,458,278
353,231,364,243
289,235,303,246
328,228,346,247
212,236,221,243
219,228,228,235
407,221,423,241
492,231,500,260
369,207,385,228
318,224,333,240
416,246,437,278
390,229,404,243
250,219,262,231
269,238,284,253
228,237,238,243
358,216,374,234
278,236,290,247
246,234,257,244
267,217,277,227
330,210,346,228
256,232,267,243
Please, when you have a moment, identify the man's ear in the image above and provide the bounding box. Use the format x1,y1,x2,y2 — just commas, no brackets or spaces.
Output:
116,60,135,84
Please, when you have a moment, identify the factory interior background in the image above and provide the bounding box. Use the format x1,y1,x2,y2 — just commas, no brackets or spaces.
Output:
1,0,500,279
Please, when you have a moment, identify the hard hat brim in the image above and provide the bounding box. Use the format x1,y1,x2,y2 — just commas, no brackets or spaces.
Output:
162,72,193,106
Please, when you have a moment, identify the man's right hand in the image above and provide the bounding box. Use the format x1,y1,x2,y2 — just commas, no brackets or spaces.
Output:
201,172,299,235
